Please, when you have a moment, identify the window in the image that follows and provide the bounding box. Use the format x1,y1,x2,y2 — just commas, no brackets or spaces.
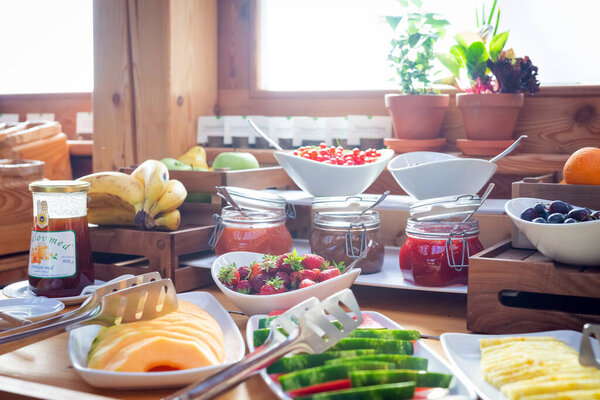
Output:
0,0,93,94
259,0,600,91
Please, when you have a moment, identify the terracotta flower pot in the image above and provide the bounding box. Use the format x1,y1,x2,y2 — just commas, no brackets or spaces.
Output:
456,93,524,140
385,94,449,140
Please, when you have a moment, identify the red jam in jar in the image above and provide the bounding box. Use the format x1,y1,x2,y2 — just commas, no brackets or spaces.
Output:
212,207,293,256
399,218,483,286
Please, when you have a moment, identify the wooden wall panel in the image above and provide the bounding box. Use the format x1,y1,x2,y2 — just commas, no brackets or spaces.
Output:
0,93,91,139
93,0,136,171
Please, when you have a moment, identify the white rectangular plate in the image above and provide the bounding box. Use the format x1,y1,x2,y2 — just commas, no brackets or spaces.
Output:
440,330,587,400
68,291,245,389
247,311,477,400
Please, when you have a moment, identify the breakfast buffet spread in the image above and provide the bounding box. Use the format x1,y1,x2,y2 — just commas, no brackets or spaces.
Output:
1,141,600,400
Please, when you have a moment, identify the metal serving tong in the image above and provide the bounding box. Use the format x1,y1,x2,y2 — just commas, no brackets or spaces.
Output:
0,272,178,355
579,323,600,369
163,288,363,400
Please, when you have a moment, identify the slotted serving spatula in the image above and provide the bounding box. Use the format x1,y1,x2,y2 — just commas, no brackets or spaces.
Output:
0,272,178,355
163,288,362,400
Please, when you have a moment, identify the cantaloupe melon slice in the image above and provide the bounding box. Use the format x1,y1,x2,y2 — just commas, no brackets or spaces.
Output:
87,300,226,372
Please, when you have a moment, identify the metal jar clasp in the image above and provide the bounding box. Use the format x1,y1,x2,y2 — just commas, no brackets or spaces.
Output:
445,230,470,271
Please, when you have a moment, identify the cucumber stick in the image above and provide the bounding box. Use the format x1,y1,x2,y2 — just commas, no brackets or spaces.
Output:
295,382,415,400
329,338,413,354
254,328,419,347
325,355,428,370
349,369,453,388
267,350,377,374
279,362,394,391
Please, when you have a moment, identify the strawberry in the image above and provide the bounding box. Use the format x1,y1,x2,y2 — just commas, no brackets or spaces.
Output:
301,254,326,270
217,264,239,288
299,279,316,289
299,269,318,282
250,272,271,293
237,265,251,281
261,254,280,274
274,271,291,288
233,280,251,294
278,249,305,273
290,271,302,289
248,262,262,280
317,267,340,282
259,277,287,295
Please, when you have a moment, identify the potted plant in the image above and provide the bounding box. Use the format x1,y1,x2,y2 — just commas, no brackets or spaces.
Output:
437,1,540,142
384,0,450,142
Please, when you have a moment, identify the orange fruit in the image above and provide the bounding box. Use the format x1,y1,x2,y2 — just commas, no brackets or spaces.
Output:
563,147,600,185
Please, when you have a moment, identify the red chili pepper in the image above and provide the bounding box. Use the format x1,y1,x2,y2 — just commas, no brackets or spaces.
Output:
286,379,352,397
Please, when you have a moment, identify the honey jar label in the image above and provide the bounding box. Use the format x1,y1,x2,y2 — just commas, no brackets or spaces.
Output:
36,200,49,229
28,230,77,278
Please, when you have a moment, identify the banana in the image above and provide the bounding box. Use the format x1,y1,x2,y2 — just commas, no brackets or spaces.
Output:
148,179,187,218
152,209,181,231
87,193,137,213
131,160,169,214
87,206,136,226
78,172,145,213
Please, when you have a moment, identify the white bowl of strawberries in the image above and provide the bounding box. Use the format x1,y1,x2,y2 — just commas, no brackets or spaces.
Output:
211,249,361,316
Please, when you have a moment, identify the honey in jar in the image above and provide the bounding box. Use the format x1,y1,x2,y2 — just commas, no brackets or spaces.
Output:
28,181,94,297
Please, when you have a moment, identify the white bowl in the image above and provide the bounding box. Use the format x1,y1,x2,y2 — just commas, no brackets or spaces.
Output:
273,149,394,197
68,292,245,389
505,197,600,266
387,152,497,199
212,251,361,316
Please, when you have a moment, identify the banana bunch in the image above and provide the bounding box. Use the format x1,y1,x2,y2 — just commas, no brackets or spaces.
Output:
78,160,187,231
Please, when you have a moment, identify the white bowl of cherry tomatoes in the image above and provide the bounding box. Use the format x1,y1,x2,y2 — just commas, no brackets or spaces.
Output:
211,249,361,316
273,145,395,197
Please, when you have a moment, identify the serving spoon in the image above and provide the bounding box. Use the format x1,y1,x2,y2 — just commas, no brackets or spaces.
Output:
489,134,527,163
248,118,284,151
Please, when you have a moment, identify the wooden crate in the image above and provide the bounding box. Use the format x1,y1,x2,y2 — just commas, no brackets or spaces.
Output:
90,225,215,293
467,239,600,334
120,165,296,225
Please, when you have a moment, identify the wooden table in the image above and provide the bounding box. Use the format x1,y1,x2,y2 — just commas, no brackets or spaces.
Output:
0,285,468,400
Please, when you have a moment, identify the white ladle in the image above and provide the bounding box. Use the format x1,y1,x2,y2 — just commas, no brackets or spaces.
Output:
489,135,527,163
248,118,284,151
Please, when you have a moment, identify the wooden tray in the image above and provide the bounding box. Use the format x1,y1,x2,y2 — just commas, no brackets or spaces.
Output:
467,239,600,334
91,225,215,293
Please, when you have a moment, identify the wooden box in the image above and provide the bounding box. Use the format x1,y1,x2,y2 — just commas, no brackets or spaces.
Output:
467,239,600,334
120,166,296,225
91,225,215,293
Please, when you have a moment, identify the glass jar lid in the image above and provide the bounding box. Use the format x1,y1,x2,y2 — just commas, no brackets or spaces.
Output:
312,194,382,213
219,186,287,212
29,180,89,193
409,193,482,221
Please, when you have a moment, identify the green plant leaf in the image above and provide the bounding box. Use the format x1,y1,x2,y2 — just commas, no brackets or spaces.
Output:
408,33,421,47
436,53,461,78
409,0,423,7
465,41,489,80
385,15,403,30
450,45,467,67
487,0,498,25
489,31,509,60
493,8,501,37
455,31,483,48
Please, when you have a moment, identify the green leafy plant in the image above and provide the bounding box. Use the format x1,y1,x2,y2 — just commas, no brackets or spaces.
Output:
436,0,509,93
386,0,449,94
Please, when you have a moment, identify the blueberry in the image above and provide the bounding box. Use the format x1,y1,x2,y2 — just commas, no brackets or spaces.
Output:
533,203,547,216
548,201,570,214
520,208,538,221
547,213,566,224
568,208,590,221
564,218,577,223
581,216,593,222
532,217,547,223
591,211,600,220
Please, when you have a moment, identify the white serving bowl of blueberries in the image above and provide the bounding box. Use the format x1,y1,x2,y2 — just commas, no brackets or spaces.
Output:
505,197,600,266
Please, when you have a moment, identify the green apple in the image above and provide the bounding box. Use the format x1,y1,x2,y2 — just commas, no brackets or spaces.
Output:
160,157,192,171
185,192,212,203
211,152,259,170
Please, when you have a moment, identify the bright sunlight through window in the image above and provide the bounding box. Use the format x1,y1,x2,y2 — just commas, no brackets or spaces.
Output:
0,0,93,94
259,0,600,91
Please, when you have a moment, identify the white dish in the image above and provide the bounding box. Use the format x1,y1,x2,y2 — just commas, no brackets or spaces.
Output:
441,330,588,400
505,197,600,266
68,291,245,389
247,311,477,400
273,148,394,197
0,297,64,329
387,152,497,200
2,280,105,305
211,251,361,316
